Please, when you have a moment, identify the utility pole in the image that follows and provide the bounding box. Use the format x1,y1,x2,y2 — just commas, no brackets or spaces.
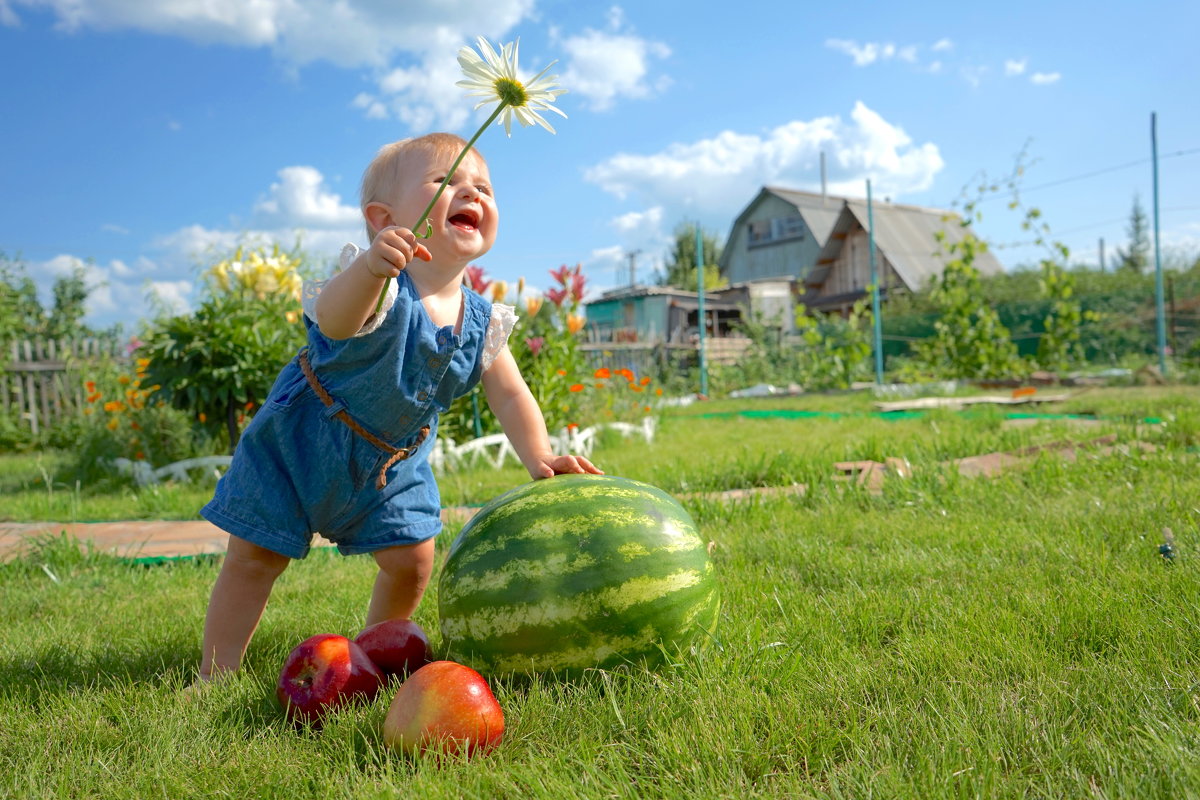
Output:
625,250,641,287
1098,237,1105,272
695,226,708,397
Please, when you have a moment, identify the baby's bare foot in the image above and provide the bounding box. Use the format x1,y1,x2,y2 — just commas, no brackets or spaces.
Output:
182,668,234,699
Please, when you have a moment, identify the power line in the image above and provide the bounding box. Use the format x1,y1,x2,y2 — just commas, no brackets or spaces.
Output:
976,146,1200,203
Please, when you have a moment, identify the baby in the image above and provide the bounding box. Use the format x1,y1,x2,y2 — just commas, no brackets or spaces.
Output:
195,132,601,682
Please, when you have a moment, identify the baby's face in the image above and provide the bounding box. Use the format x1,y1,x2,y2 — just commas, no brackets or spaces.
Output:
385,148,498,266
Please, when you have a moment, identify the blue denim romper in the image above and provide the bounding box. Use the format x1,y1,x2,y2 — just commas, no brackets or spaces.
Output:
201,270,492,559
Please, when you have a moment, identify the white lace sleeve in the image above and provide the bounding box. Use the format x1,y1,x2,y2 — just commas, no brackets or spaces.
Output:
482,304,518,372
301,243,397,337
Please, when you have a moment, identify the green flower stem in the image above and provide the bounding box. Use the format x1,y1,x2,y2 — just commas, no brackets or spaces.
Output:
373,102,509,315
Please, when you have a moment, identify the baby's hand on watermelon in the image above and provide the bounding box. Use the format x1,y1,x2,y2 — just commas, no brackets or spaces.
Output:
533,454,603,479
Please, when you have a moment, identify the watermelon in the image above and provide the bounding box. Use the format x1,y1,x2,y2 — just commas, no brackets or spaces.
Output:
437,473,719,676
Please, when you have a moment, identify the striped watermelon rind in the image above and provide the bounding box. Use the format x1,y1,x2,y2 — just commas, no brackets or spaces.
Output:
437,473,719,676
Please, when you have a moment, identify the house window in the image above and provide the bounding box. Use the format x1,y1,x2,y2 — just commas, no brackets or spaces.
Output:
748,215,805,248
747,219,772,246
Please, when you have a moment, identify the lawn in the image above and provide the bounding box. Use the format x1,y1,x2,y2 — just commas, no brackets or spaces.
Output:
2,386,1200,798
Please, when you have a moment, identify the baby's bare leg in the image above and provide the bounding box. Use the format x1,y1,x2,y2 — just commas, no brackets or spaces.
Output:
366,538,436,626
197,535,291,681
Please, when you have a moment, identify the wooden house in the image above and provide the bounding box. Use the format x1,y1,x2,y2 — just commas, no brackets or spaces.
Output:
719,187,1004,315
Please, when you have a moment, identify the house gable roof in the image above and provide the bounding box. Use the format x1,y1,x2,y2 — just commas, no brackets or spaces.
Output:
804,200,1004,291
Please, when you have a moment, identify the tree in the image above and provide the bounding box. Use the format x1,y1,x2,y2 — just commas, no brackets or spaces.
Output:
0,253,43,345
45,263,92,340
1114,195,1151,274
0,252,96,344
659,222,726,291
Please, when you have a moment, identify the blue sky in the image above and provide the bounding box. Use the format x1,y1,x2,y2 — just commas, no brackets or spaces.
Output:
2,0,1197,330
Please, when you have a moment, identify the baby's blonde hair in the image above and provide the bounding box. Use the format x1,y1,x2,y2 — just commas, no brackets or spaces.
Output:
359,133,484,241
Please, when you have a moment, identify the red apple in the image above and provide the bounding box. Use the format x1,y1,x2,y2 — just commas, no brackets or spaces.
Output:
276,633,384,724
382,660,505,757
353,618,430,678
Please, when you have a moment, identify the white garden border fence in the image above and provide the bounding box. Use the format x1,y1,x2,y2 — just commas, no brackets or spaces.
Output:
114,418,658,486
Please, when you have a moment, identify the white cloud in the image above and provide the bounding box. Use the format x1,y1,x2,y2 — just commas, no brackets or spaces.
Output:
4,0,537,130
931,38,953,52
101,223,129,235
826,39,895,67
1004,58,1027,76
1030,71,1061,85
555,21,671,111
585,101,943,214
4,0,535,69
253,166,361,228
0,1,18,26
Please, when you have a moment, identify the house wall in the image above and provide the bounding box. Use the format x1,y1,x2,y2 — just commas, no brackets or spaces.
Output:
725,194,824,284
583,295,671,343
819,229,902,298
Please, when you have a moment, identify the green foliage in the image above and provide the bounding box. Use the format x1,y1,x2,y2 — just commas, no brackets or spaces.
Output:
908,213,1025,380
440,264,592,444
794,296,875,389
0,252,99,350
139,245,307,452
64,356,210,486
659,221,727,291
709,298,875,394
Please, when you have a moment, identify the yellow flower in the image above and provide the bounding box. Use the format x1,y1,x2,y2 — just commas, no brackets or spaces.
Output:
285,310,300,324
456,37,567,136
525,295,543,317
490,280,508,302
566,313,585,335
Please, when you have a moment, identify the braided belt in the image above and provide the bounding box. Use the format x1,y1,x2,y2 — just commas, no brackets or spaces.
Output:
298,349,429,490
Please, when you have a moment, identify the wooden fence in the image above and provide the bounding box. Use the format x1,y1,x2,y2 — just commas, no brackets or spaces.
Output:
1,338,125,434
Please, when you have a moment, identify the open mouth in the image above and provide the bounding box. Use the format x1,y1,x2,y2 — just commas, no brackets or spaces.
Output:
449,210,479,231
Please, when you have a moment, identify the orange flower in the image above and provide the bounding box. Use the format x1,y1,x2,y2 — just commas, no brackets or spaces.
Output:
569,383,584,392
86,392,101,403
245,400,255,410
285,310,300,324
640,376,651,386
556,369,566,376
655,388,663,396
643,405,651,413
118,375,130,385
136,358,151,369
198,412,207,423
103,400,124,413
617,368,634,381
85,381,96,393
629,385,643,393
566,423,579,431
566,313,585,335
594,367,611,379
524,295,543,317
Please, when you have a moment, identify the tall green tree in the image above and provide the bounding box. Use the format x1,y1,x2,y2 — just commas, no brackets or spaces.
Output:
0,254,43,345
659,222,726,291
1114,195,1151,274
45,263,92,340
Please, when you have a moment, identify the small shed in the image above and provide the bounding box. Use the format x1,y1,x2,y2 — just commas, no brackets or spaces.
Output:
583,285,743,344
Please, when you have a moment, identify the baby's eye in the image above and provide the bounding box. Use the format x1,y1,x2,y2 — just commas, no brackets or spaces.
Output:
477,185,493,196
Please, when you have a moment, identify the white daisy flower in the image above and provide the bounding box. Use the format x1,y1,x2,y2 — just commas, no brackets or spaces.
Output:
456,37,568,136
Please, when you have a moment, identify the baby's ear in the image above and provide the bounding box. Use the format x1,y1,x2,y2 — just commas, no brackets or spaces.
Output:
364,202,394,237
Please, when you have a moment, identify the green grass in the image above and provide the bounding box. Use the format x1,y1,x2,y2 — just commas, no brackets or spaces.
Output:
3,387,1200,797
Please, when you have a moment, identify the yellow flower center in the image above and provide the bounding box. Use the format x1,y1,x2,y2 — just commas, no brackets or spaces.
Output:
494,77,528,107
